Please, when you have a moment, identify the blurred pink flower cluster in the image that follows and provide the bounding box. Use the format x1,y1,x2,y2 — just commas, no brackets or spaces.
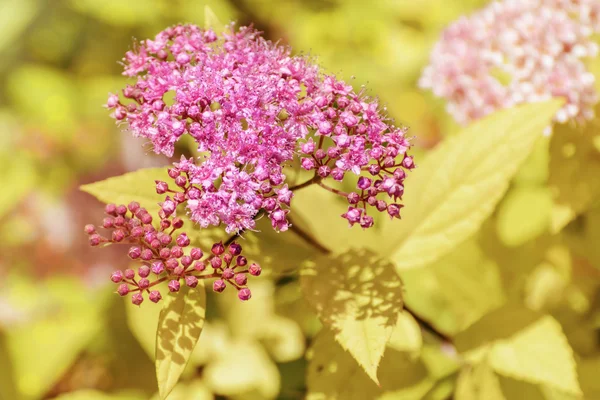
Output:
420,0,600,126
107,24,414,233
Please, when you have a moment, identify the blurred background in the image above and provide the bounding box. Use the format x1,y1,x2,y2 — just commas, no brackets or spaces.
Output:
2,0,600,399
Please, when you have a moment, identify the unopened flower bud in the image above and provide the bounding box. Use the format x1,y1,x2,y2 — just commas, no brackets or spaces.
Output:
117,284,130,296
234,273,247,286
223,253,233,265
160,219,171,230
105,203,117,216
175,176,187,188
222,268,234,279
181,255,192,267
249,263,262,276
89,234,102,246
141,249,153,261
110,270,123,283
140,213,153,224
138,278,150,289
131,226,144,238
360,215,374,228
402,156,414,169
84,224,96,234
168,280,181,292
168,168,179,179
128,201,140,213
211,242,225,255
159,247,171,259
172,217,184,229
116,204,127,215
387,204,402,219
138,265,150,278
347,192,360,204
161,198,176,216
211,257,222,269
151,261,165,275
156,181,169,194
185,275,198,288
173,265,184,275
236,256,247,267
166,258,179,270
213,279,226,293
128,246,142,259
112,229,126,242
357,176,372,190
238,288,252,301
131,293,144,305
176,233,190,247
170,246,183,258
190,247,203,260
149,291,162,303
114,216,125,227
194,261,206,272
102,217,114,229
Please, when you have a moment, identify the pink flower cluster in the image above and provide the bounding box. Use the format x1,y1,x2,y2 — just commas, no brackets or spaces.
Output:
84,202,261,304
420,0,600,126
107,24,414,232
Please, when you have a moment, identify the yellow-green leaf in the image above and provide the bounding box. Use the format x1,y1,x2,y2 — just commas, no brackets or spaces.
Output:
0,152,36,220
52,390,146,400
150,380,212,400
204,5,224,31
386,312,422,354
80,167,169,215
401,237,506,336
301,249,404,384
548,117,600,232
3,276,110,399
156,283,206,400
203,338,280,399
496,186,553,247
455,362,506,400
489,316,581,395
306,330,455,400
386,100,563,270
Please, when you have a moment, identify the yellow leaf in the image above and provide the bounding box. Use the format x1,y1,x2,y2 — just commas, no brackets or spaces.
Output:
386,312,422,354
455,362,506,400
401,237,506,336
549,117,600,232
150,380,212,400
301,249,404,384
155,284,206,400
203,338,280,399
306,330,454,400
204,5,224,31
80,167,170,215
386,100,563,270
489,316,581,395
496,186,553,247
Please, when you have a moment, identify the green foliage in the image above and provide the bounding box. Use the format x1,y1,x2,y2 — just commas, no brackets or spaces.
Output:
155,284,206,400
1,275,111,399
385,100,562,270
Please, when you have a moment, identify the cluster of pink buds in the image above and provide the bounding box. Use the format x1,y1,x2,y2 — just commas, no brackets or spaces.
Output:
107,24,415,232
84,202,261,304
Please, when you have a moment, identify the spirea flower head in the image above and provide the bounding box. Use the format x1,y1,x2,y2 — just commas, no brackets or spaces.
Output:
108,24,414,232
85,202,258,303
420,0,600,127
